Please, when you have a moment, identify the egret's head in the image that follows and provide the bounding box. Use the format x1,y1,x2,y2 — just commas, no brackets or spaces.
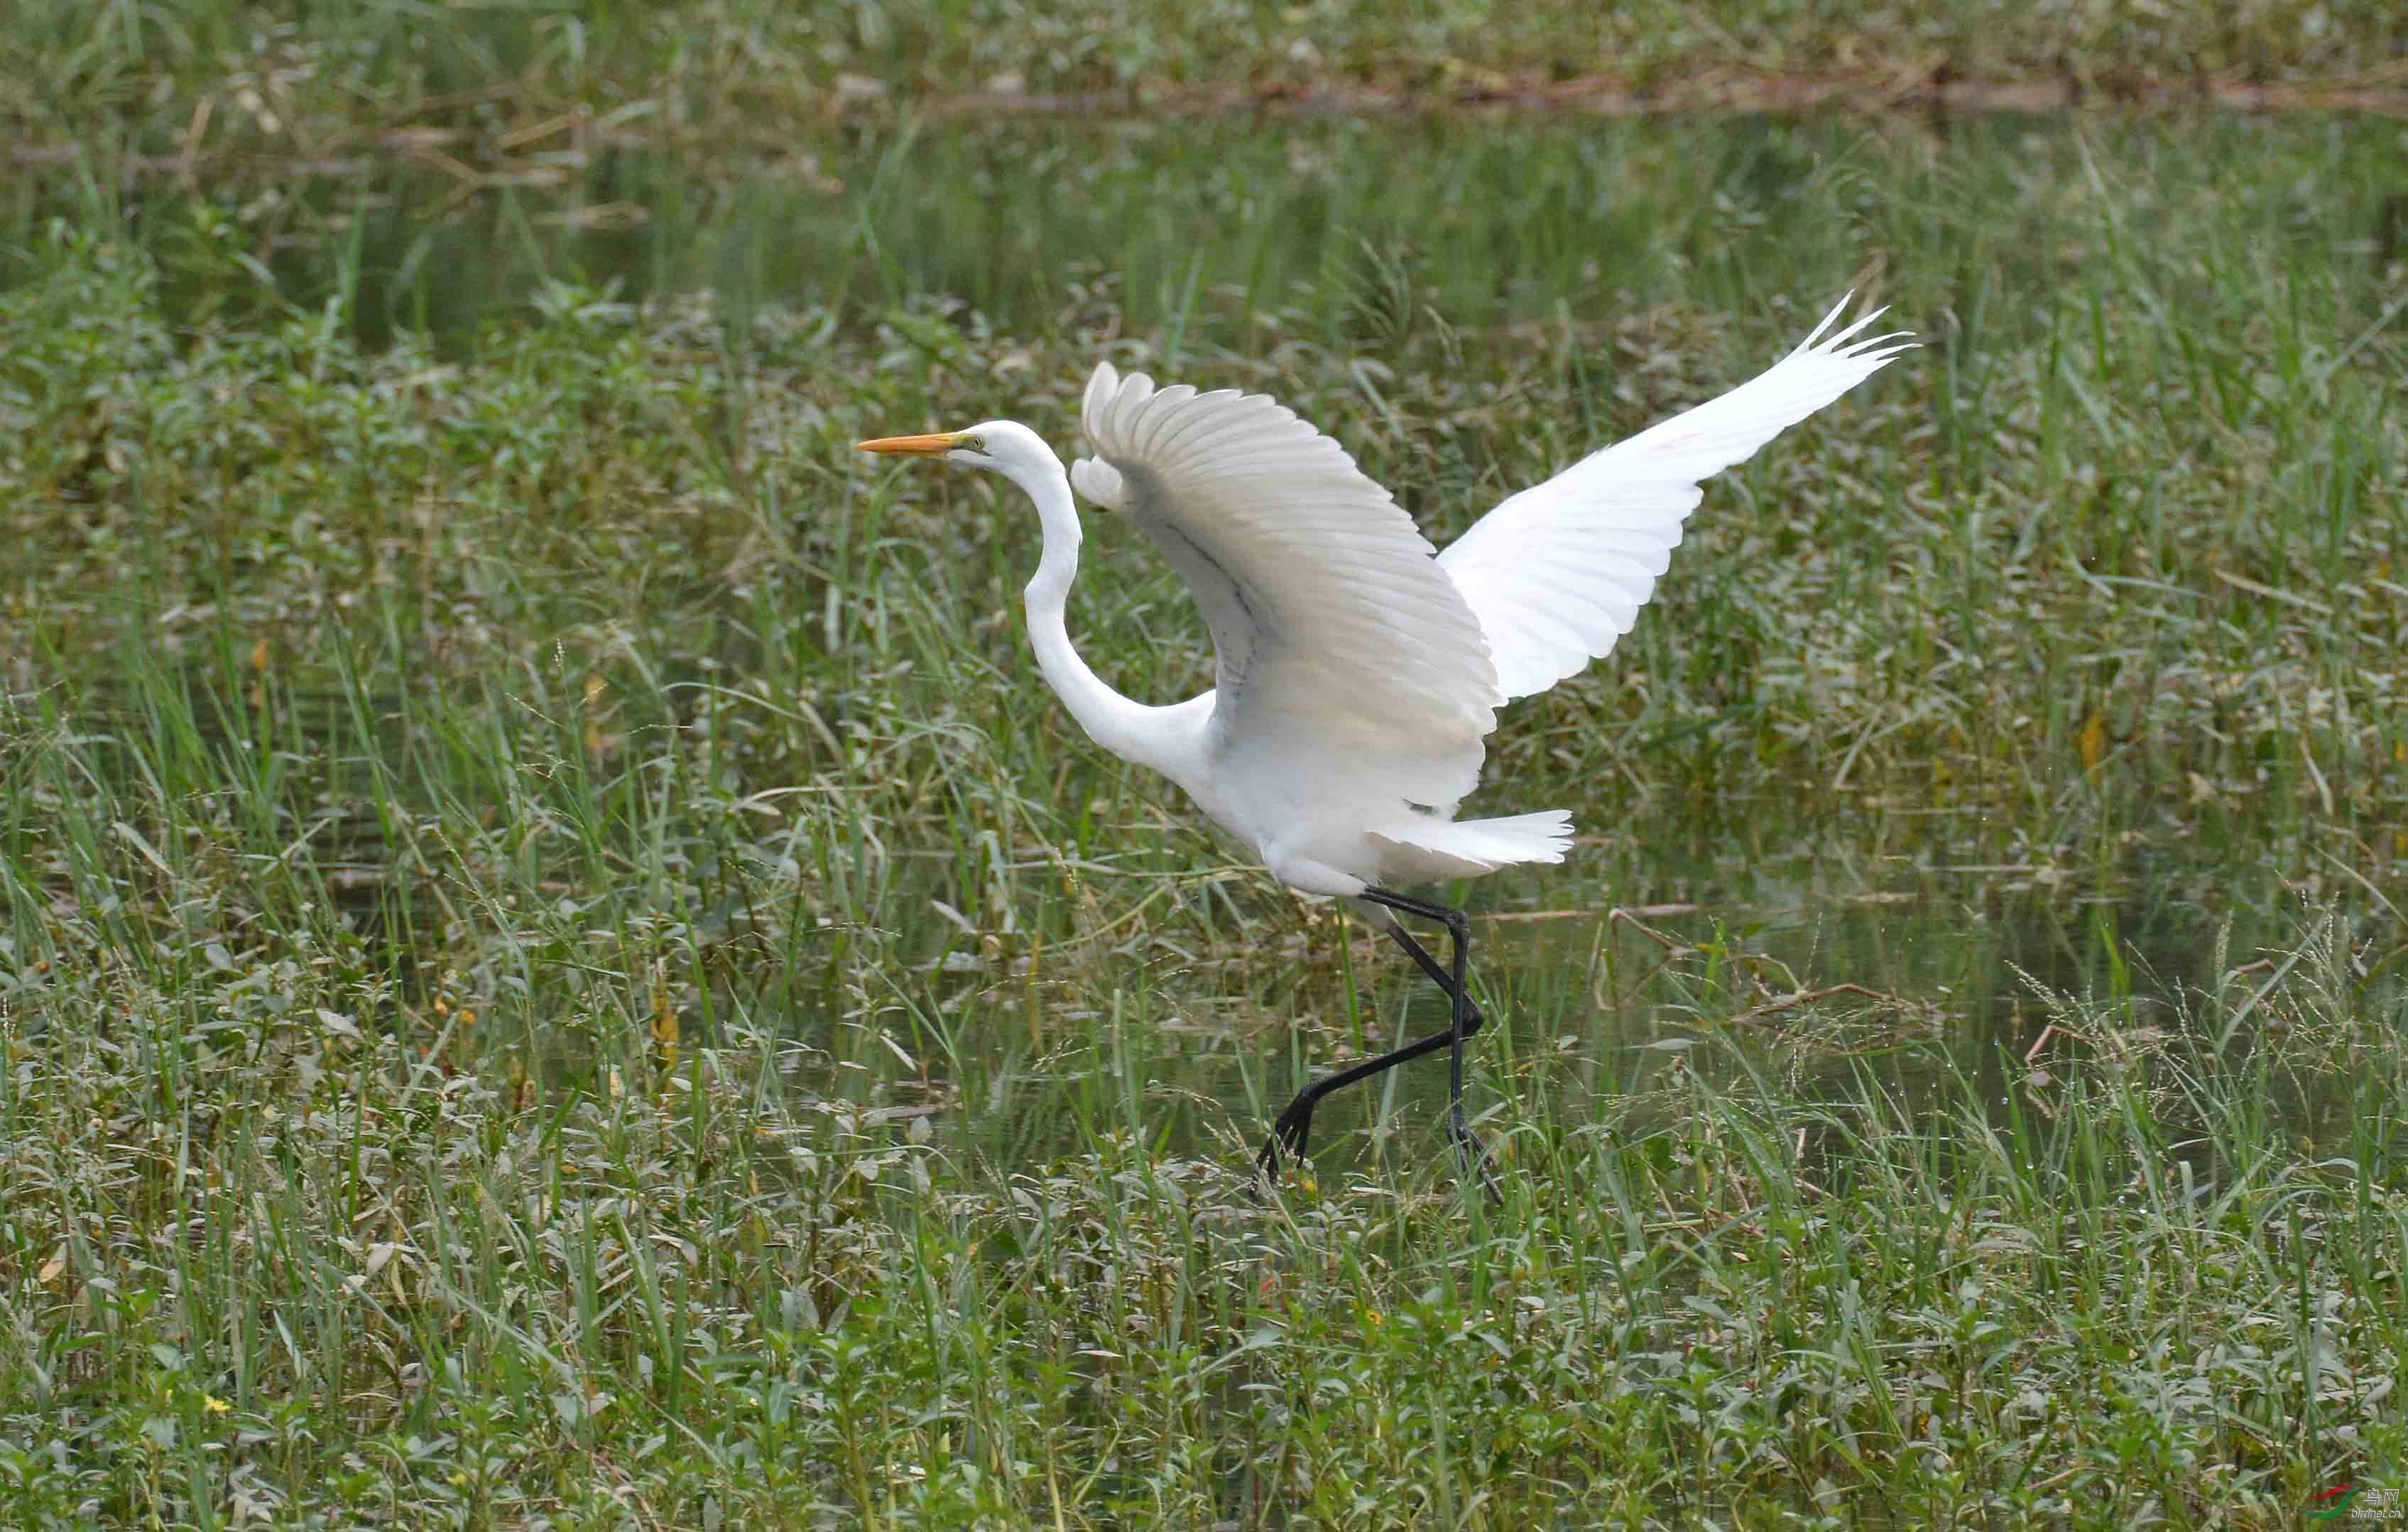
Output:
856,420,1054,480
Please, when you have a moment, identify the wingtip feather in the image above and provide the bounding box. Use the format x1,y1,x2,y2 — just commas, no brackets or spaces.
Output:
1082,361,1121,425
1799,290,1856,351
1797,294,1923,362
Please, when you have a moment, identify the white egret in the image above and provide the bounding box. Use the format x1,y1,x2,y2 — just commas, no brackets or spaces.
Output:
859,295,1911,1183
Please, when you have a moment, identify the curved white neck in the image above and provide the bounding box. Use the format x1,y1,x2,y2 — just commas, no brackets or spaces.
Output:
1010,461,1155,764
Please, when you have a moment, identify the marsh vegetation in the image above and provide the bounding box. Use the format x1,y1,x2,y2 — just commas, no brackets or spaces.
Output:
2,18,2407,1526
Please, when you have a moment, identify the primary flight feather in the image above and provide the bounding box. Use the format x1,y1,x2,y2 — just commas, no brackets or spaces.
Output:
859,294,1913,1181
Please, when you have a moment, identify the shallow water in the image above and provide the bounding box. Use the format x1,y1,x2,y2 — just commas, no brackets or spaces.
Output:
859,793,2360,1173
10,109,2402,351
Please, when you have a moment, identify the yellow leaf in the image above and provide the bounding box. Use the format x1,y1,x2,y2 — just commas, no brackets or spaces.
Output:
651,970,678,1074
38,1252,64,1286
2076,711,2107,774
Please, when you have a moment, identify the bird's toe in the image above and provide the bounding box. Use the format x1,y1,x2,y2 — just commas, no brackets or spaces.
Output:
1257,1098,1317,1181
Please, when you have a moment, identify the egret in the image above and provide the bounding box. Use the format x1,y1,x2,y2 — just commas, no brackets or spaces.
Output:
859,295,1910,1184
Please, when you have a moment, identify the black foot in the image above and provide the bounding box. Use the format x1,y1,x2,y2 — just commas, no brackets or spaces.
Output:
1448,1110,1503,1205
1258,1091,1499,1198
1255,1095,1316,1183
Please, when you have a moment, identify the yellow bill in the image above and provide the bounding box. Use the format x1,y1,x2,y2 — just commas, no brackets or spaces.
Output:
856,432,966,456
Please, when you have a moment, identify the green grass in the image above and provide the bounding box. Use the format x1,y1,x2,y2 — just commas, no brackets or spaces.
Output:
1,104,2405,1524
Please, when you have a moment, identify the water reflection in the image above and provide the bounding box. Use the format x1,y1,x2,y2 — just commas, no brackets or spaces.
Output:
8,110,2399,354
891,798,2357,1172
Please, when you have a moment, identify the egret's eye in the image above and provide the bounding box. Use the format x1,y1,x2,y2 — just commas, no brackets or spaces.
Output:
958,433,986,455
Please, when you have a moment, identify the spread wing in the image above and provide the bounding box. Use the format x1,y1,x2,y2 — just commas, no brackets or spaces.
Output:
1438,295,1914,701
1074,363,1503,806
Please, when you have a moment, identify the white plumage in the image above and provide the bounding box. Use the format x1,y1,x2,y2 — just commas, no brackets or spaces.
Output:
1072,362,1499,788
860,295,1912,901
1440,298,1911,700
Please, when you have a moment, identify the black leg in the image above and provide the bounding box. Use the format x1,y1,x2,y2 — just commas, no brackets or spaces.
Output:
1257,887,1495,1189
1380,912,1500,1193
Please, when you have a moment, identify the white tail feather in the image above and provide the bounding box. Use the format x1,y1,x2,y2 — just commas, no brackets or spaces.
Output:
1371,809,1573,880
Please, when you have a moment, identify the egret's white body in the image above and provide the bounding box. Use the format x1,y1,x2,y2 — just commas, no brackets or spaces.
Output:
861,295,1910,1175
866,297,1910,900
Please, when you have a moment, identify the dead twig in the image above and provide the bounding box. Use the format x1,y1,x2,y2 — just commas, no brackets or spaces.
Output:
1607,907,1686,952
1730,983,1900,1028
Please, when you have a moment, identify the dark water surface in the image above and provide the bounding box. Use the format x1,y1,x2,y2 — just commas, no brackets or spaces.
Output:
9,109,2402,352
906,799,2357,1172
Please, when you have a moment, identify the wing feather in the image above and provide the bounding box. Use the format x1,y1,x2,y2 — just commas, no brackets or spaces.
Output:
1438,295,1914,700
1076,363,1502,806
